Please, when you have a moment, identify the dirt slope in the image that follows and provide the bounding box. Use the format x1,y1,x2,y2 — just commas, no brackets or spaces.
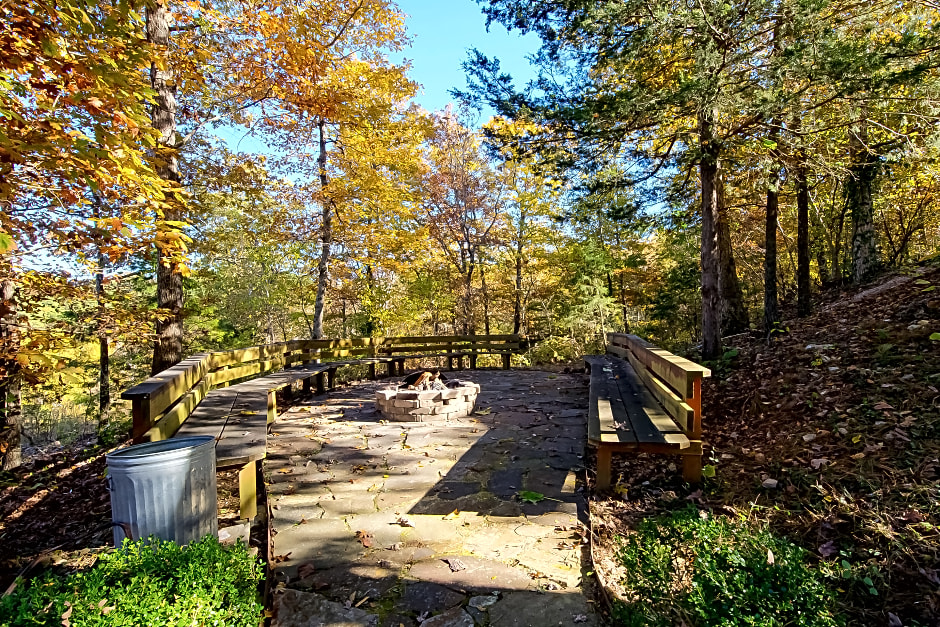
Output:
592,263,940,625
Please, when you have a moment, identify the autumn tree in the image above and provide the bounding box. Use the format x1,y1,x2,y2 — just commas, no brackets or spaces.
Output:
422,110,508,335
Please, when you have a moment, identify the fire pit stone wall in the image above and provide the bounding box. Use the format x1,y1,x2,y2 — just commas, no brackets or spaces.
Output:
376,382,479,422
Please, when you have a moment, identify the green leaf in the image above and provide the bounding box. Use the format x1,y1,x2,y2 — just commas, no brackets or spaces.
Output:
702,464,716,478
914,279,931,285
517,490,545,504
0,233,15,254
929,333,940,341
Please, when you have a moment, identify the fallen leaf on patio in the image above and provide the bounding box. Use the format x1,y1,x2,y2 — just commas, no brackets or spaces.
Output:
475,407,492,416
355,530,374,548
518,490,545,504
442,509,460,520
297,562,316,579
395,517,414,527
272,552,292,563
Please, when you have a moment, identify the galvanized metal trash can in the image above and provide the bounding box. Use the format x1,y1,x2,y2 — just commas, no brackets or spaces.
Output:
107,436,218,546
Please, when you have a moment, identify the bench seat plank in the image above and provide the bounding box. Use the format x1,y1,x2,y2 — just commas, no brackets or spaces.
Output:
173,388,239,442
214,390,268,467
611,359,685,438
586,352,701,488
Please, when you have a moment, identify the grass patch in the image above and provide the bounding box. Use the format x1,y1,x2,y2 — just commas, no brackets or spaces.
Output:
612,507,842,626
0,536,263,627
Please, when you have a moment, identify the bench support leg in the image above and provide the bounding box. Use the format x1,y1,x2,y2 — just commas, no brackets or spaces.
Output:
596,446,613,490
682,454,702,483
469,354,477,370
369,363,376,380
456,355,464,370
327,368,337,390
447,356,454,371
239,461,257,520
302,377,311,394
316,372,326,395
267,391,277,425
502,353,511,370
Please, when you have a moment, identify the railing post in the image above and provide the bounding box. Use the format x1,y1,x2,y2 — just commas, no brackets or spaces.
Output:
131,398,151,443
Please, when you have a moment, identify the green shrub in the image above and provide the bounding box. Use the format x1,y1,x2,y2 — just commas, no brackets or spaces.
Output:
527,335,586,365
0,536,263,627
613,507,842,627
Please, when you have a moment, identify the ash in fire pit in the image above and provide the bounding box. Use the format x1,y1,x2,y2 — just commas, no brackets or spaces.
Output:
376,372,479,422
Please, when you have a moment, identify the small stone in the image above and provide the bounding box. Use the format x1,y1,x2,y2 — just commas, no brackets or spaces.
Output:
802,433,816,442
420,607,474,627
810,458,829,470
469,594,499,610
762,478,779,489
272,589,377,627
754,452,765,463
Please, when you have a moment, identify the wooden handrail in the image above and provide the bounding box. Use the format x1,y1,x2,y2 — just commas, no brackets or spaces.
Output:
122,334,528,442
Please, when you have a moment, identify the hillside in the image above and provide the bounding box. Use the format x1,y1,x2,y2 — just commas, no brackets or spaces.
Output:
591,262,940,625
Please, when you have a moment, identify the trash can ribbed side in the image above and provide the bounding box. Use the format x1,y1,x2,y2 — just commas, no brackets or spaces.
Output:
106,436,217,546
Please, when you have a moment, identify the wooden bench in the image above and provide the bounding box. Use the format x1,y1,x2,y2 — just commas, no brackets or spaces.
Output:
379,334,526,371
585,333,710,489
121,335,530,520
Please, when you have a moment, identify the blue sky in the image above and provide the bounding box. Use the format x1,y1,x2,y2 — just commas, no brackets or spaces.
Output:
392,0,540,116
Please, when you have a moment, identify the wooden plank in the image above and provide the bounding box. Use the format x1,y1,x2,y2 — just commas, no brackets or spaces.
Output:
145,378,212,442
608,333,710,397
215,391,268,467
207,362,263,386
622,351,695,433
172,388,239,442
586,357,637,446
238,461,258,520
610,359,683,437
121,354,211,420
381,334,520,345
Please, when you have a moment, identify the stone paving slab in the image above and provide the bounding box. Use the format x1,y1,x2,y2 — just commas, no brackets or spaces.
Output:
269,370,599,627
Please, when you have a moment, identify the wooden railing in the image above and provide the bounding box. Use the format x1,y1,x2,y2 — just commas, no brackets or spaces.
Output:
122,334,526,442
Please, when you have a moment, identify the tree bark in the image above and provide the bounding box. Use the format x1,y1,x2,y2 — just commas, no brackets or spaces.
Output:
0,279,21,470
848,116,879,283
699,112,722,360
513,211,525,335
480,260,491,336
148,0,184,375
764,171,780,335
763,127,781,335
96,243,110,438
313,117,332,339
715,176,749,335
795,151,812,317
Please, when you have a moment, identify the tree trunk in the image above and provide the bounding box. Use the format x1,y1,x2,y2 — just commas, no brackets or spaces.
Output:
715,174,749,335
763,128,781,336
848,117,878,283
96,243,110,439
462,252,475,335
513,212,524,335
0,279,21,470
699,112,722,360
313,117,332,339
764,173,780,335
148,0,184,375
480,261,491,336
796,151,812,317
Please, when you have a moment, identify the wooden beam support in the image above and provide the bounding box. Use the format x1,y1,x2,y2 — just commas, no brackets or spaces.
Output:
238,461,258,520
596,447,613,490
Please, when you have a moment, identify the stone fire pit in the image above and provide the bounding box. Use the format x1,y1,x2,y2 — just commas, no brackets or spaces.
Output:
376,380,480,422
